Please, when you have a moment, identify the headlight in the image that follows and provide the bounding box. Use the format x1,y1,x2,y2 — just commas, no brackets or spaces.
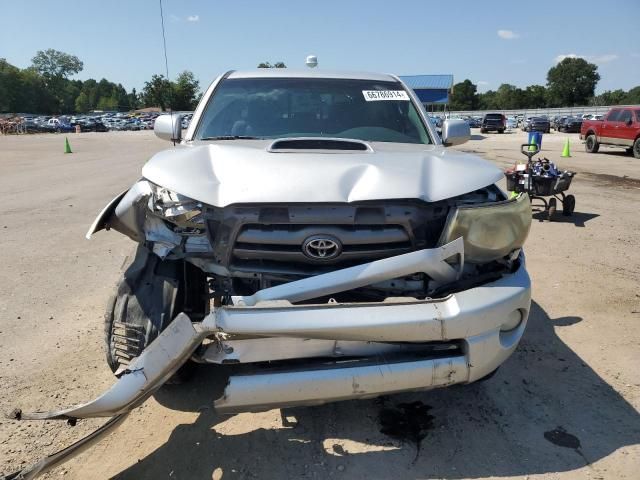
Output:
148,183,204,233
439,193,531,263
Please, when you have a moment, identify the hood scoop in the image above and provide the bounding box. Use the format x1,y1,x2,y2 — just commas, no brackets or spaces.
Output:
268,137,371,152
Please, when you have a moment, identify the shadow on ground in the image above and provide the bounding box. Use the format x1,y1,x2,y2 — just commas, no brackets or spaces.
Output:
531,209,600,227
114,301,640,479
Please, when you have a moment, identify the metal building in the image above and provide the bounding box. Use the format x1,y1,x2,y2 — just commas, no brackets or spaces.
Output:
399,75,454,111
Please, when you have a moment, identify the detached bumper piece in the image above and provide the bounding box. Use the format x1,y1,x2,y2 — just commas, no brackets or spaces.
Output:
215,355,468,413
2,415,128,480
6,239,531,478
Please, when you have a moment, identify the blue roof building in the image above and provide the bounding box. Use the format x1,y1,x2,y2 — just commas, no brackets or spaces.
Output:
399,74,454,107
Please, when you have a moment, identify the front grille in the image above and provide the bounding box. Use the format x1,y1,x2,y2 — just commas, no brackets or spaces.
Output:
204,202,449,275
234,224,412,264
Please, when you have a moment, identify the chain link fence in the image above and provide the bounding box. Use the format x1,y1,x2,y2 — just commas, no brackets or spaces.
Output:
448,104,640,118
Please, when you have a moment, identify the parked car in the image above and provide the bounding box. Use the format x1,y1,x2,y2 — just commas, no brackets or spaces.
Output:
558,117,583,133
581,107,640,158
551,116,567,131
11,70,532,476
44,118,75,133
506,117,517,129
480,113,506,133
465,117,479,128
521,116,534,131
524,117,550,133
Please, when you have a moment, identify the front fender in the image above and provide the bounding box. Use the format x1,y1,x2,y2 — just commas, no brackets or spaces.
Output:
85,190,127,239
85,181,152,241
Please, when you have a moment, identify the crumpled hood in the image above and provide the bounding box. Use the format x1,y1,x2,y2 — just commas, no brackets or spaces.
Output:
141,140,503,206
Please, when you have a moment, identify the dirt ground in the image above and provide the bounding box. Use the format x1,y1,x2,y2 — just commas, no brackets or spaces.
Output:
0,130,638,479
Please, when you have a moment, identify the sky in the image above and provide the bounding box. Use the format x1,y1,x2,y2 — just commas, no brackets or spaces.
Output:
1,0,639,95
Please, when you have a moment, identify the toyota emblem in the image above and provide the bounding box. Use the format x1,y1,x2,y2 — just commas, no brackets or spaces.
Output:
302,235,342,260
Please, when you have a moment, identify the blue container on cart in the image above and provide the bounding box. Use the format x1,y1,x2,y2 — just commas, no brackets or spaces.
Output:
527,131,543,149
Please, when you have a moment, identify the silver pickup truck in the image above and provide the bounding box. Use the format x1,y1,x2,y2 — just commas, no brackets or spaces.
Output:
10,69,532,479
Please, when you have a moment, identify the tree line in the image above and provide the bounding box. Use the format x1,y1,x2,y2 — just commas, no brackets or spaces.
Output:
3,52,638,114
449,57,640,111
0,49,200,114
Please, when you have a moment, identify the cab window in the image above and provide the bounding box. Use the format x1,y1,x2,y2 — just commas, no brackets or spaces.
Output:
606,109,621,122
618,110,632,123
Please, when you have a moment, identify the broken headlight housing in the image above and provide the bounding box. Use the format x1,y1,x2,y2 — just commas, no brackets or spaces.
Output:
148,183,205,234
439,193,531,263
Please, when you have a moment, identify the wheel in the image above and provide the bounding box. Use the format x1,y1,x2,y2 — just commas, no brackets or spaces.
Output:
562,195,575,216
547,198,557,221
105,245,208,378
633,138,640,159
480,128,486,133
546,127,550,133
585,134,599,153
498,129,504,134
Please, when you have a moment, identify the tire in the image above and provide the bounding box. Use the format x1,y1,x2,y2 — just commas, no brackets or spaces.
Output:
105,245,207,376
633,138,640,159
480,128,486,134
547,198,557,221
585,134,599,153
498,129,504,134
546,127,550,134
562,195,575,216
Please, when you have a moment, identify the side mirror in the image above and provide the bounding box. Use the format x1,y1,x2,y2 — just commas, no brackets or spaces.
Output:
154,114,183,142
441,119,470,146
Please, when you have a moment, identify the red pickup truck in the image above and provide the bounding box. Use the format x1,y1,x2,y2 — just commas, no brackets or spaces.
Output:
580,106,640,158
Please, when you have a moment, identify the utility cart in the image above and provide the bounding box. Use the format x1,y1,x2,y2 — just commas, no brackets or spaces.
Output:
505,144,576,221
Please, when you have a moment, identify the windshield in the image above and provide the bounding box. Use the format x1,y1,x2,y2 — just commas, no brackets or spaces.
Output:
194,77,432,144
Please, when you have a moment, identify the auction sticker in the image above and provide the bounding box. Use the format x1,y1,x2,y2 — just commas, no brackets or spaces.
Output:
362,90,410,101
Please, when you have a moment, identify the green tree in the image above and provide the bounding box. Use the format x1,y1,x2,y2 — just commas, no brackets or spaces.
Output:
523,85,547,108
31,49,83,80
128,88,140,110
600,89,627,105
624,86,640,105
30,49,84,112
546,58,599,107
142,74,172,110
97,95,118,111
478,90,498,110
449,79,478,111
257,61,286,68
75,91,90,112
0,58,21,111
172,70,200,110
494,84,525,109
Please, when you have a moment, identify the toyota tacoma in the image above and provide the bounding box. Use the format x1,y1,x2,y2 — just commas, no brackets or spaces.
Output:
9,69,532,478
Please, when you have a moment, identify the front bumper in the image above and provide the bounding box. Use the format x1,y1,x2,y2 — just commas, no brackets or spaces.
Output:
7,239,530,478
212,257,530,412
14,239,530,420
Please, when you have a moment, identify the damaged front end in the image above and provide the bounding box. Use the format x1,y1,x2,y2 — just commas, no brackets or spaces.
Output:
7,182,531,479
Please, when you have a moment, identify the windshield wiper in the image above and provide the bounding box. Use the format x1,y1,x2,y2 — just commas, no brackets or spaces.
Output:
200,135,261,140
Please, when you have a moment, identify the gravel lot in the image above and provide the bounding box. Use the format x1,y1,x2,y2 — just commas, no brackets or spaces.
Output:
0,130,638,479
